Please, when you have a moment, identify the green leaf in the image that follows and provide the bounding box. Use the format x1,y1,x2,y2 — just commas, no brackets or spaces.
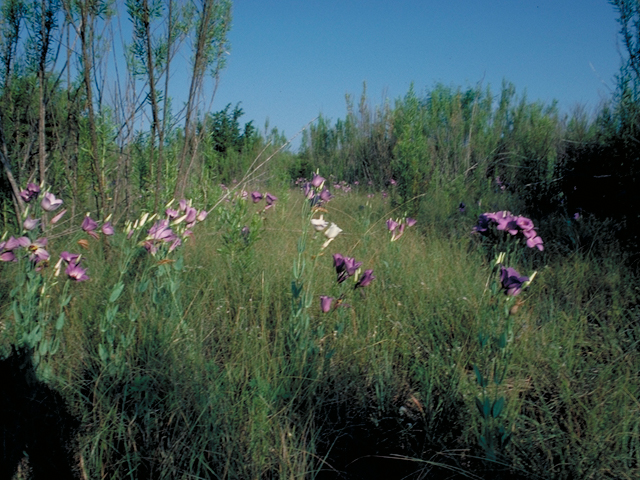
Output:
473,365,486,387
498,331,507,349
98,343,109,363
138,279,149,293
492,397,505,418
173,256,184,272
39,337,50,356
55,312,65,330
12,301,22,323
50,338,60,355
109,282,125,303
483,398,491,419
475,397,486,418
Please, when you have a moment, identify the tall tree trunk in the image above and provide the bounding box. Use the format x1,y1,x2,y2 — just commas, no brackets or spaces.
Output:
79,1,106,216
174,0,231,199
155,0,173,209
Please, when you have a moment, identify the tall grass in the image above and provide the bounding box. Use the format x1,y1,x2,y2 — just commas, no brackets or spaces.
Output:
2,178,639,479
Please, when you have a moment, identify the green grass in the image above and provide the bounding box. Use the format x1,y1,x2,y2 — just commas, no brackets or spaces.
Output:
2,186,639,479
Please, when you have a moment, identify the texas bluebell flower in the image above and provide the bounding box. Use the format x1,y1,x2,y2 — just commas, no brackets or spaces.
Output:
311,173,325,188
65,261,89,281
82,215,99,239
101,221,115,236
20,183,40,202
320,295,334,313
23,217,40,231
355,269,375,288
41,192,63,211
500,266,529,296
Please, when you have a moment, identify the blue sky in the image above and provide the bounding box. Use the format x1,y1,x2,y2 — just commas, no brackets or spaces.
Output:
175,1,622,149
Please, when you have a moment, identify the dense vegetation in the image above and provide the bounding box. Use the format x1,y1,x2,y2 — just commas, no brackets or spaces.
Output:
2,1,640,479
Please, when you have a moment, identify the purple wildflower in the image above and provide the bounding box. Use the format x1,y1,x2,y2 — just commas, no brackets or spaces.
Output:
41,192,63,212
526,235,544,251
102,221,115,236
265,193,278,205
65,261,89,281
166,208,179,219
50,209,67,224
311,173,325,188
319,188,333,203
147,219,177,243
28,238,49,263
516,216,535,231
500,266,529,296
344,256,362,277
185,206,197,226
320,295,334,313
391,223,406,242
82,215,99,239
386,219,399,231
197,210,208,222
60,251,81,264
251,191,263,203
5,236,30,250
406,217,417,227
355,269,375,288
302,182,314,199
20,183,41,202
0,251,16,262
23,217,40,231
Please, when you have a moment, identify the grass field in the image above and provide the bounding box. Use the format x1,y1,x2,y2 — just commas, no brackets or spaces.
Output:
2,178,639,480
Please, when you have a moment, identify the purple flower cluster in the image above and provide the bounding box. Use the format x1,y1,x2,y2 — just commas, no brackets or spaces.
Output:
332,253,375,288
386,217,416,242
250,191,278,209
20,183,40,202
473,211,544,251
144,220,181,254
0,236,50,265
60,251,89,281
1,236,30,262
80,214,115,239
143,199,209,255
301,173,333,206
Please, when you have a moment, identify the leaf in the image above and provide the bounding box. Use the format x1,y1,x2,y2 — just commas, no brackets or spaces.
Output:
39,337,50,356
12,301,22,323
138,279,149,293
475,397,486,418
55,312,65,330
109,282,125,303
98,343,109,363
173,256,184,272
483,398,491,419
473,365,486,387
498,331,507,349
492,397,505,418
50,338,60,355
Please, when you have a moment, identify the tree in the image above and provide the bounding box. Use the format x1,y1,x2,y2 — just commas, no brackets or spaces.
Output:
174,0,231,199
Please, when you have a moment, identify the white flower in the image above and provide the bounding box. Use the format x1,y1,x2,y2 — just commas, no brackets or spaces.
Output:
321,222,342,249
311,215,329,231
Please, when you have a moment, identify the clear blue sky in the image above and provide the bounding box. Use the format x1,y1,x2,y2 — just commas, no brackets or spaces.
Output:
180,1,622,149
